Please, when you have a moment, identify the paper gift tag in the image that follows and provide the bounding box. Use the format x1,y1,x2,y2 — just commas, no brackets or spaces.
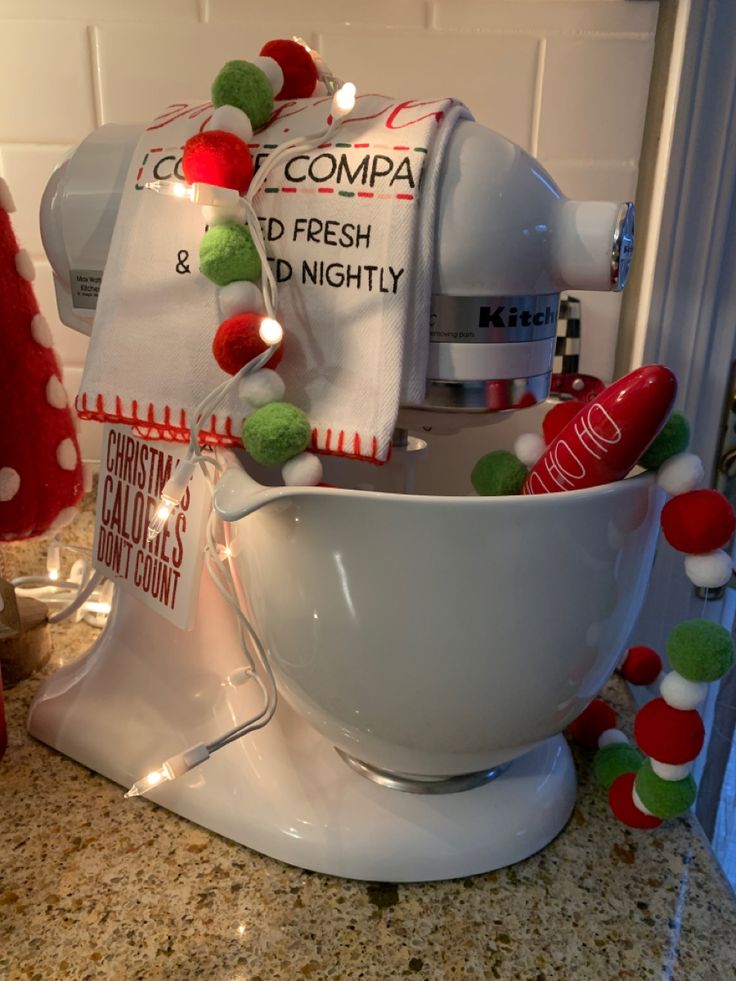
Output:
93,425,209,630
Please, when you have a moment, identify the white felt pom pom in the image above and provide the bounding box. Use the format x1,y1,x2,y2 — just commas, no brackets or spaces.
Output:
239,369,285,408
251,56,285,96
282,452,323,487
206,104,253,143
632,786,655,816
684,550,733,589
598,728,629,748
202,201,245,226
656,452,704,496
219,281,266,319
514,432,545,467
660,670,708,710
650,759,693,781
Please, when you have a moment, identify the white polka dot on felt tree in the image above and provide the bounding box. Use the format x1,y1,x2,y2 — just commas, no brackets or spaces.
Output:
56,438,77,471
0,467,20,501
46,375,68,409
31,313,53,348
15,249,35,282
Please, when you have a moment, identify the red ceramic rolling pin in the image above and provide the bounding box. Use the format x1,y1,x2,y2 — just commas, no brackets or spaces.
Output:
522,365,677,494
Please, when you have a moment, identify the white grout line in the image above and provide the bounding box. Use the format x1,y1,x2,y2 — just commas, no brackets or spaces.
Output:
530,36,546,158
198,0,208,23
87,25,103,127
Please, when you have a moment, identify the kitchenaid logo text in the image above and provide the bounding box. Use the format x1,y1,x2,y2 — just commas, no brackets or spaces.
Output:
95,429,188,611
478,303,558,330
524,405,623,494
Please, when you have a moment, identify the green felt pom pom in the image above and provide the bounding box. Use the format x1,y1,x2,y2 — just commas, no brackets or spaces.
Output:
199,222,261,287
471,450,527,496
667,618,735,682
593,743,645,790
634,759,697,819
640,411,690,469
212,60,274,130
242,402,311,467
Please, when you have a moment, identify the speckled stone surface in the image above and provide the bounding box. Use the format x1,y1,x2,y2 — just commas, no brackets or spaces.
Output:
2,493,736,980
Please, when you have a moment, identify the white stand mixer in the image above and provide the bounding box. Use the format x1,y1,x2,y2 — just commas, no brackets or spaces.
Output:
28,113,658,882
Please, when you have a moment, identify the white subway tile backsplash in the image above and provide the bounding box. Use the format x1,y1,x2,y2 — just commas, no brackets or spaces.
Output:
206,0,429,28
318,30,539,150
0,0,660,399
433,1,658,36
541,160,638,202
538,36,655,160
94,24,318,123
0,22,96,142
34,262,91,368
0,0,199,20
0,146,72,257
574,290,623,384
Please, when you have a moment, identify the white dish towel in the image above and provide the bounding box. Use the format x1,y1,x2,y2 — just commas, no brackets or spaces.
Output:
78,95,471,463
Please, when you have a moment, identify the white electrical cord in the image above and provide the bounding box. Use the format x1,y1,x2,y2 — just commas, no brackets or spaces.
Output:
127,83,358,797
47,571,105,624
13,538,112,626
125,509,278,798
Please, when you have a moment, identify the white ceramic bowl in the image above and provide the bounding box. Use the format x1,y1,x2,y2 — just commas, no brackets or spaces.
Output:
215,464,661,777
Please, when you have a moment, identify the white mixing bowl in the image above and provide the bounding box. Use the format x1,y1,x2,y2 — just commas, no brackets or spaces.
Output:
215,462,662,778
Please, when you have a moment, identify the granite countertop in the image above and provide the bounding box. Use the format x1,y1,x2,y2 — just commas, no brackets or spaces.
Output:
2,495,736,981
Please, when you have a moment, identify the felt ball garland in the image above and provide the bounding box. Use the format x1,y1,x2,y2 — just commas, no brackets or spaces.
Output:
211,60,275,129
163,38,341,489
542,399,582,444
535,399,736,828
567,698,617,749
260,39,319,99
213,313,285,375
661,488,736,553
634,698,705,764
470,450,527,496
619,645,662,686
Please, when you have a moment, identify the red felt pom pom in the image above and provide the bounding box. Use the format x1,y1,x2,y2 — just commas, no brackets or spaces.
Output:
608,772,662,829
260,39,318,99
620,645,663,686
182,131,253,195
660,489,736,553
634,697,704,764
567,698,617,748
543,400,583,444
212,313,284,375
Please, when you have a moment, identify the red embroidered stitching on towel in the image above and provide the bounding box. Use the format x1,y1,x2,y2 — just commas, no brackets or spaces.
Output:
76,393,385,463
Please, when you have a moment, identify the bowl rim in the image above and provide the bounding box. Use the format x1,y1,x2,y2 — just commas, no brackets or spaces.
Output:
217,453,658,513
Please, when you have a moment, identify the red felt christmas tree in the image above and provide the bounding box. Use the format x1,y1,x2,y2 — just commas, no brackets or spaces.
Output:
0,176,83,762
0,177,83,540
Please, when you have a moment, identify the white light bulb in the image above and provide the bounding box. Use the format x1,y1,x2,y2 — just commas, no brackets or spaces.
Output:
259,318,283,345
333,82,356,117
144,179,194,201
125,744,209,798
46,540,61,582
156,503,172,521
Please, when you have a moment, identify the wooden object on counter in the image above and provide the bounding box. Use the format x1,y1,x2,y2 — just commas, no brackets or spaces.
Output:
0,578,50,687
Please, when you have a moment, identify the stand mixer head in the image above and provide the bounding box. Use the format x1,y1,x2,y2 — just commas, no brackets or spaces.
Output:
41,118,633,417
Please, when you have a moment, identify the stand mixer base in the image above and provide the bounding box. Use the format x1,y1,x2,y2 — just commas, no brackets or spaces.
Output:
27,569,577,882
